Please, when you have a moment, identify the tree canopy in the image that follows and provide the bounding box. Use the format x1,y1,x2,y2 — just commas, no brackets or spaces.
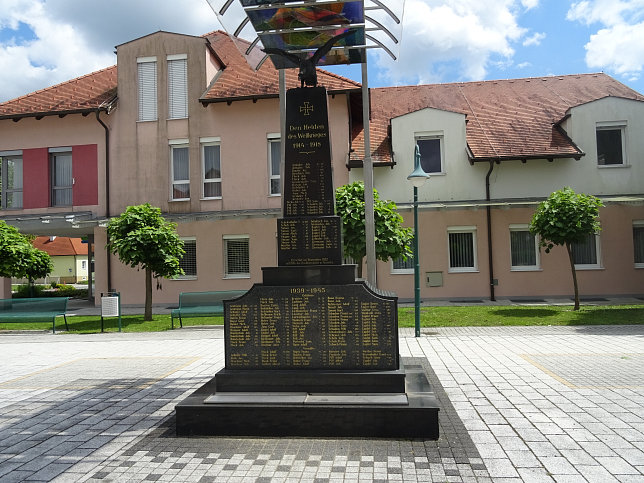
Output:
530,187,603,310
107,203,184,320
0,221,53,283
335,182,413,276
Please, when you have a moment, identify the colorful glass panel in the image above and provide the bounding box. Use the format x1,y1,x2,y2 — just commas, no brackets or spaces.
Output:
247,2,364,32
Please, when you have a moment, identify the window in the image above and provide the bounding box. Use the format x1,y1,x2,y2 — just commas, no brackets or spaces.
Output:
0,152,23,209
51,150,72,206
168,54,188,119
416,135,444,174
572,233,601,269
137,57,157,121
392,252,414,274
177,238,197,278
510,225,539,270
448,227,477,272
596,123,626,166
81,260,87,270
201,139,221,199
268,135,281,195
634,222,644,268
170,140,190,200
224,236,250,278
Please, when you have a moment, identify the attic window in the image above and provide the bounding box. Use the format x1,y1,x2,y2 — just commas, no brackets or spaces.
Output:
596,123,626,166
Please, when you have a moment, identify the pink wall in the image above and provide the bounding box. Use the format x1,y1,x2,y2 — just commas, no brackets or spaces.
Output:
72,144,99,206
22,148,50,209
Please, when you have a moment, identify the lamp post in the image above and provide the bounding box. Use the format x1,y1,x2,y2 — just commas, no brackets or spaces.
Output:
407,145,430,337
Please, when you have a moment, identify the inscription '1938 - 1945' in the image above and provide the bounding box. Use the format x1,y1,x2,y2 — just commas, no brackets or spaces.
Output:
225,285,398,371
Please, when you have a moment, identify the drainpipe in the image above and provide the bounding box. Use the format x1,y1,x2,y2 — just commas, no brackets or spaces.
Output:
485,160,496,301
95,110,112,292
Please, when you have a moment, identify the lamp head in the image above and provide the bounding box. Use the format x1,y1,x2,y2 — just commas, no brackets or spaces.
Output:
407,166,430,188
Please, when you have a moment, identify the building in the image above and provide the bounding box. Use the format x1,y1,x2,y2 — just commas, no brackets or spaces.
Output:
24,236,90,284
1,30,642,305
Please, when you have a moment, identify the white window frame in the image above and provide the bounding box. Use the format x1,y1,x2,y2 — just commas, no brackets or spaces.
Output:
596,121,627,167
415,132,445,175
170,139,190,201
176,237,197,279
391,253,414,274
509,224,540,271
447,226,478,273
223,235,250,279
201,137,222,199
572,232,602,270
137,56,157,122
633,221,644,269
0,150,23,209
268,133,281,196
167,54,188,119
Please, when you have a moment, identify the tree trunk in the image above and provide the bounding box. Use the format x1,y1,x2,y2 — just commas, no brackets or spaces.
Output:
565,242,580,311
145,266,153,321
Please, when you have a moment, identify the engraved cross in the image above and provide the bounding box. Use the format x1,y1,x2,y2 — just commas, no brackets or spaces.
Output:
300,102,314,116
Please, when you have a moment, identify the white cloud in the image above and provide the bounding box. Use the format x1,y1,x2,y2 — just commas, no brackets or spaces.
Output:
0,0,217,102
374,0,527,85
523,32,546,46
567,0,644,81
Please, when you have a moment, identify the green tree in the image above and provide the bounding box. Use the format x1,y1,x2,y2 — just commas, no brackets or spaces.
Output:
335,182,413,278
107,204,184,320
0,221,53,295
530,187,603,310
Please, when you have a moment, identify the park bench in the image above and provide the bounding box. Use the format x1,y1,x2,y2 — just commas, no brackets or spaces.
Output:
0,297,69,333
171,290,247,328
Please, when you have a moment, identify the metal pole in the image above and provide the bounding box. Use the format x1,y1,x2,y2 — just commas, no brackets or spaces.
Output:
413,186,421,337
361,62,376,285
279,70,286,213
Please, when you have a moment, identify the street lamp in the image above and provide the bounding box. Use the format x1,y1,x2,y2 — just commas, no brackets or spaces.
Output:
407,145,430,337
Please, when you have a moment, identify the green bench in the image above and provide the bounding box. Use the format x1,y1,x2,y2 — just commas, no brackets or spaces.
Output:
171,291,247,328
0,297,69,333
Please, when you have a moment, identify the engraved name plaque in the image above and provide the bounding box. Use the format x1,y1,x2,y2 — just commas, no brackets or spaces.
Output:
225,284,398,370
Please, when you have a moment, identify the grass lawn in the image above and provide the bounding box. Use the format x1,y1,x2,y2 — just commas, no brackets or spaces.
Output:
398,305,644,327
0,304,642,334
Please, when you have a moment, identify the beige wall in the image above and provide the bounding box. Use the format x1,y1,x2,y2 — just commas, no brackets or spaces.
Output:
103,215,279,305
376,204,644,300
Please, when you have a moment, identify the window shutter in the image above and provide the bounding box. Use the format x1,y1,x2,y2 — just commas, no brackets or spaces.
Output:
168,58,188,119
138,61,157,121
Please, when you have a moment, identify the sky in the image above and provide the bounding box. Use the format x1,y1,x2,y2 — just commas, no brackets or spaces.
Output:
1,0,644,103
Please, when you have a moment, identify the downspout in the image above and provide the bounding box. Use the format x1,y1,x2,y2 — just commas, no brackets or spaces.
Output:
95,109,112,292
485,160,496,301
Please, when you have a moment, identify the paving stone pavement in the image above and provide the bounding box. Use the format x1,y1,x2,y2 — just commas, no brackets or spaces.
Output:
0,325,642,482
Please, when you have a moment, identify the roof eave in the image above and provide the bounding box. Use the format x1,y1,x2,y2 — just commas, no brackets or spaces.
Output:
200,87,361,106
0,96,117,122
469,152,585,164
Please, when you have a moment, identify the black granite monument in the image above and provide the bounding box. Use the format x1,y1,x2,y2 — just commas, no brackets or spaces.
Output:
175,87,439,438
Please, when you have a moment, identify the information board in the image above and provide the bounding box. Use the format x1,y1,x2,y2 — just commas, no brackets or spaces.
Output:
225,284,398,370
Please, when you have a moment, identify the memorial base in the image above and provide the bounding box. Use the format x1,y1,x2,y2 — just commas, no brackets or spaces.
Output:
175,361,439,438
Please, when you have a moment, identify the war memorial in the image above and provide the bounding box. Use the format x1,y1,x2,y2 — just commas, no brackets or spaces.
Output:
175,0,439,438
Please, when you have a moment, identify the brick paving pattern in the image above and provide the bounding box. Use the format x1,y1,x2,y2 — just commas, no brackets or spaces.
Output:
0,324,642,481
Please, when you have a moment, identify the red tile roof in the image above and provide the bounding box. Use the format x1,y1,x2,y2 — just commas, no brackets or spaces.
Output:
33,236,88,256
0,66,117,120
350,73,644,165
200,31,361,102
